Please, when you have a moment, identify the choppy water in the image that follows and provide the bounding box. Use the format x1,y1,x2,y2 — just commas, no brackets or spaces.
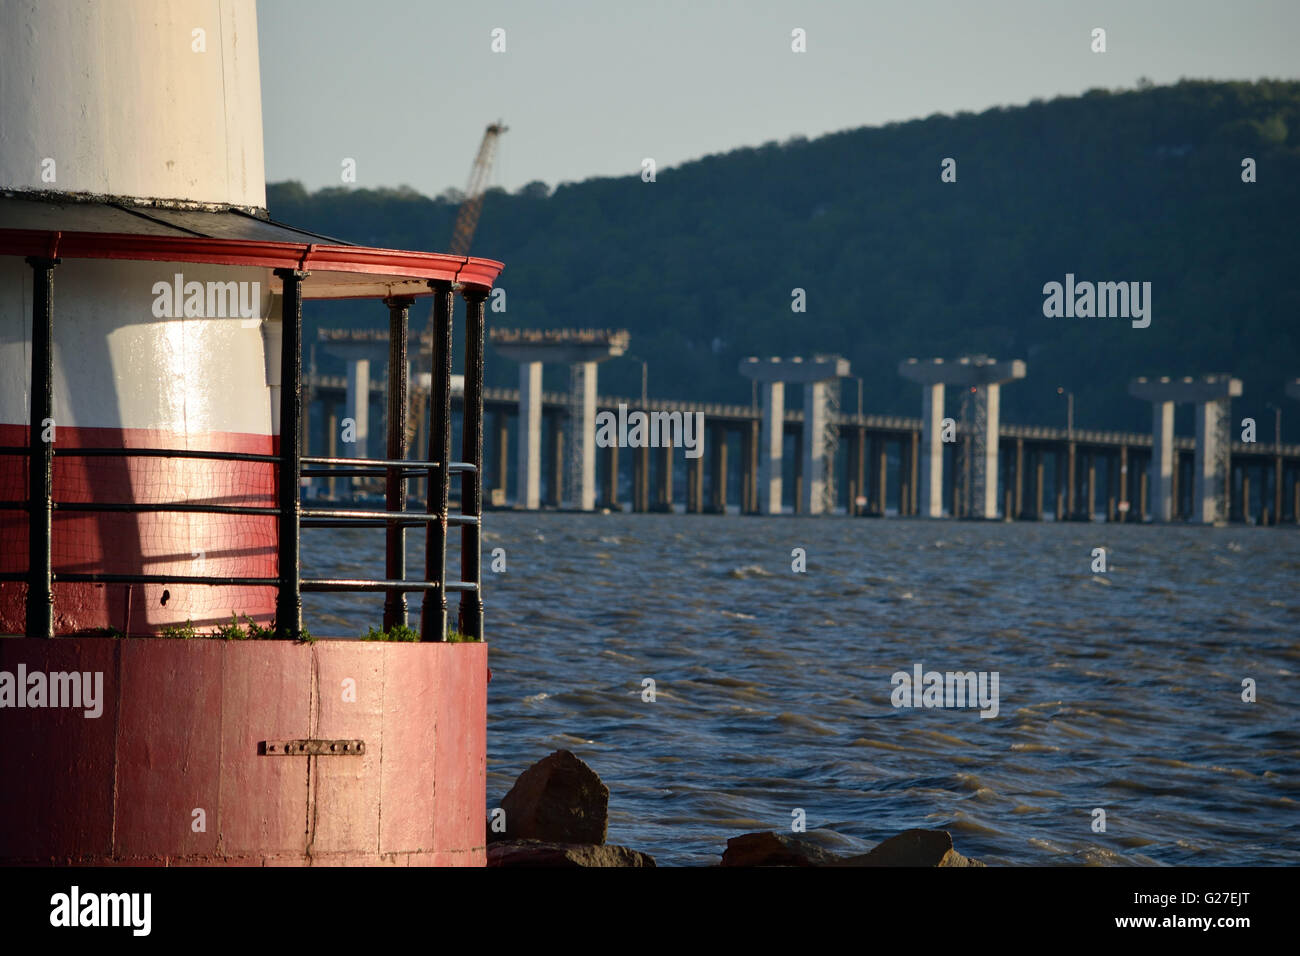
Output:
303,515,1300,866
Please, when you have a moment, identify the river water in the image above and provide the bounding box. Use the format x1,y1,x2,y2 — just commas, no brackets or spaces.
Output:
302,514,1300,866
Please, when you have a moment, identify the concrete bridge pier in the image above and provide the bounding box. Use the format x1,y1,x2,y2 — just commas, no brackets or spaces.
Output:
634,444,650,512
741,420,759,514
900,356,1027,519
548,411,564,507
654,443,674,512
1031,447,1045,519
319,340,389,465
740,356,850,515
687,448,704,513
708,422,729,513
1131,375,1242,525
600,442,619,509
516,361,543,508
492,329,628,511
919,383,945,516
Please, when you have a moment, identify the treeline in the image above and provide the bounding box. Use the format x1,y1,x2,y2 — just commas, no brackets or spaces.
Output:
270,79,1300,438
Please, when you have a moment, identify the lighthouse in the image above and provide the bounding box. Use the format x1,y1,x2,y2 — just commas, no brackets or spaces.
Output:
1,0,499,865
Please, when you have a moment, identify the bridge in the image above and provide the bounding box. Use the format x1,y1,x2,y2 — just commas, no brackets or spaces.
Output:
303,348,1300,525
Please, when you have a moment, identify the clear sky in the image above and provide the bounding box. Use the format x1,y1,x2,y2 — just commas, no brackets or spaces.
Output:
257,0,1300,196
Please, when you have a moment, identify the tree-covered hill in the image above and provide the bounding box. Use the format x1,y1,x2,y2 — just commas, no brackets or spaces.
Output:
270,79,1300,438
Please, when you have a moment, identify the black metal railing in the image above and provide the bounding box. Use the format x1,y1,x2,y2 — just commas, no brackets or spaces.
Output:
2,262,489,642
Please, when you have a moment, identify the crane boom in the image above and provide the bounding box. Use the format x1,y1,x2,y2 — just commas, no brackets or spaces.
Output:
448,121,507,257
407,121,507,447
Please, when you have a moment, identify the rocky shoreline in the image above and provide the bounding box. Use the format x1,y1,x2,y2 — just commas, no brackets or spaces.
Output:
488,750,984,868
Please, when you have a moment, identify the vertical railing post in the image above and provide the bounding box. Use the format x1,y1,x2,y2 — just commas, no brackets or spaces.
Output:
274,269,306,639
26,256,58,638
421,281,454,642
383,296,413,632
457,287,488,641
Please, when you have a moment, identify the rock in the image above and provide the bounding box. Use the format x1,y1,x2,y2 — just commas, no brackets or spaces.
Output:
497,749,610,844
832,828,985,867
487,840,655,868
721,831,844,867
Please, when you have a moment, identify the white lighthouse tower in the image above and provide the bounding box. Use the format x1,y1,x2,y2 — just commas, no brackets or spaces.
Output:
1,0,501,868
0,0,501,638
1,0,278,634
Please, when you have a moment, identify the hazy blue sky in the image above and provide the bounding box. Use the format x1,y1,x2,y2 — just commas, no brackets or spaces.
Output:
258,0,1300,196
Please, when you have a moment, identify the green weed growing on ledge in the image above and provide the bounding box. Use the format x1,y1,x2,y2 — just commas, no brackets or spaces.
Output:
362,624,420,642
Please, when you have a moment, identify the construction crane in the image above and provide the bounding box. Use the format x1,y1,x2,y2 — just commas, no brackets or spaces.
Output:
449,121,507,256
408,121,507,446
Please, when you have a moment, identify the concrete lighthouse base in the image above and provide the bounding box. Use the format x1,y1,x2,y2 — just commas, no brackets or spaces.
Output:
0,638,487,866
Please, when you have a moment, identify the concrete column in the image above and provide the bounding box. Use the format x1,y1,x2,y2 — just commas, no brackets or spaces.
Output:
1174,451,1184,519
742,421,758,514
951,441,963,519
1240,470,1251,524
853,427,866,515
326,409,339,499
1033,449,1044,519
802,381,829,514
919,383,945,517
1013,438,1024,519
634,445,650,512
1118,445,1129,521
972,383,1001,519
1139,468,1148,521
907,430,919,516
516,361,542,509
1150,401,1174,522
758,381,785,514
791,424,801,514
494,410,509,502
1275,454,1284,526
602,442,619,509
344,357,370,460
874,435,888,515
904,431,915,515
570,361,599,511
1194,398,1230,524
1085,452,1096,521
687,449,703,513
549,414,564,507
1055,450,1066,519
655,443,674,511
1066,441,1077,519
709,423,728,513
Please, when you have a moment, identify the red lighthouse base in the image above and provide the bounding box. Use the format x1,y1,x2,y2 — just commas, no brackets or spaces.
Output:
0,638,487,866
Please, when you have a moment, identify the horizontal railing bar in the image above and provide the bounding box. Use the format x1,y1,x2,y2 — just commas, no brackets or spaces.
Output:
301,579,478,592
299,468,447,479
302,468,401,478
302,455,440,468
302,519,430,529
55,573,279,586
53,447,281,463
302,455,476,472
55,502,278,516
302,509,478,525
